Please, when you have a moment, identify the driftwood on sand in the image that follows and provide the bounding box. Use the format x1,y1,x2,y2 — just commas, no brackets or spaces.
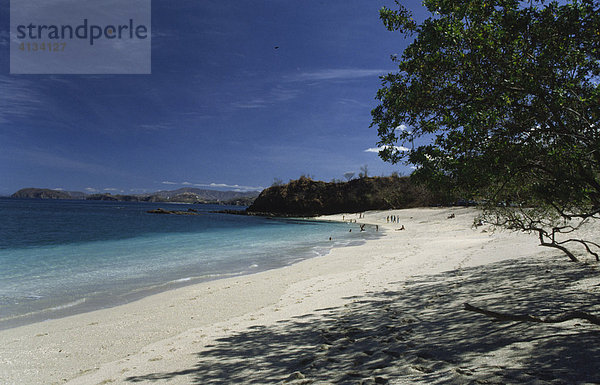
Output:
464,303,600,326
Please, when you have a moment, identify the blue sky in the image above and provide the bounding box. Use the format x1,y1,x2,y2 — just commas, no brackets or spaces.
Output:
0,0,426,195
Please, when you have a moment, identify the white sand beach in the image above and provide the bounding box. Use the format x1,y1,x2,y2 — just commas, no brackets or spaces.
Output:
1,207,599,384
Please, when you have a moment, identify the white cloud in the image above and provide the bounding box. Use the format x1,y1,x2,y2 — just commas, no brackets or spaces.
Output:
364,145,410,153
231,86,300,109
137,123,176,131
104,188,118,191
151,31,176,39
194,182,264,191
395,124,413,134
85,187,98,193
232,69,386,110
231,99,269,109
337,98,371,108
160,180,264,192
292,68,390,82
0,77,47,122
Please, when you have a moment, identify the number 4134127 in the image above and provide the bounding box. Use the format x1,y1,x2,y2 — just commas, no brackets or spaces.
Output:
19,42,66,52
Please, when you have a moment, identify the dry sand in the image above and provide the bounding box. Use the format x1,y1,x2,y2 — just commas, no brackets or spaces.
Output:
1,207,599,384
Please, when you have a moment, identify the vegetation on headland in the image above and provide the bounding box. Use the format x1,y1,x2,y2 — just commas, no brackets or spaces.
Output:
246,175,447,217
373,0,600,262
10,188,73,200
10,187,258,206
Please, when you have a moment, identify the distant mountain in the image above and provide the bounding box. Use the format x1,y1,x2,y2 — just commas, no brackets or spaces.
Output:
148,188,258,202
10,187,260,205
11,188,72,200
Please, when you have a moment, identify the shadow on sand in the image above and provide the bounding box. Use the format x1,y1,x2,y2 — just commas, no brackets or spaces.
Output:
126,256,600,384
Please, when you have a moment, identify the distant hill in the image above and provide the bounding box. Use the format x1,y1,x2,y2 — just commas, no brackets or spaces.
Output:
11,188,72,200
10,187,259,205
247,175,444,217
148,188,259,203
65,191,88,199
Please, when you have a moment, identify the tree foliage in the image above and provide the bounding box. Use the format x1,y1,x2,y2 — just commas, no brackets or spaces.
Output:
359,164,370,178
372,0,600,260
248,175,440,217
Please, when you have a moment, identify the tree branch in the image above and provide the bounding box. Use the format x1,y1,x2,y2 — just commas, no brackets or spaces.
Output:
464,303,600,326
555,238,600,261
538,229,579,262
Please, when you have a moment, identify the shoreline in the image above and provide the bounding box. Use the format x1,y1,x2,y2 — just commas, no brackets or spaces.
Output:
0,215,375,332
2,207,598,384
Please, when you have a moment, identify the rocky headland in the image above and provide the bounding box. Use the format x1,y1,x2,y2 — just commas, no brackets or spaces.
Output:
10,188,72,200
246,175,445,217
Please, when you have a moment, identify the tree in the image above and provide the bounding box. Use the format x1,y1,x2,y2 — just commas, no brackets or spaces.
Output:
359,164,369,178
344,172,356,181
372,0,600,262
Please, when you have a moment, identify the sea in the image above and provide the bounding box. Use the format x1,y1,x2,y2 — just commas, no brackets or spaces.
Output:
0,198,376,330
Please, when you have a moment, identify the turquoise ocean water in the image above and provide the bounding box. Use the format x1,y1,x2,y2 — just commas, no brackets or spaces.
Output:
0,198,375,329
